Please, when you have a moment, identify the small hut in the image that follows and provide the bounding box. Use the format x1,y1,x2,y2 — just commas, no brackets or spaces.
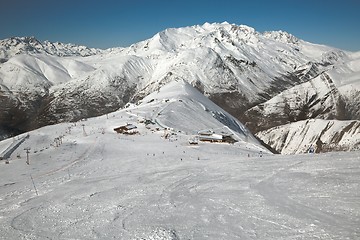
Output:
114,124,138,135
197,129,238,144
221,133,238,144
188,136,199,145
198,130,223,143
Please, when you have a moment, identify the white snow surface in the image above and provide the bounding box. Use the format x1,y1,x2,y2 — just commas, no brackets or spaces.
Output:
137,80,258,144
0,54,95,92
1,81,360,239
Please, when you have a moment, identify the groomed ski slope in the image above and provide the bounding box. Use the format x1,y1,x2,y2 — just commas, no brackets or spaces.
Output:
0,81,359,239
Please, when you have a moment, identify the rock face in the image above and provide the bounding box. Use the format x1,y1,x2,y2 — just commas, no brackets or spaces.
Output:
0,22,359,153
244,72,348,133
256,119,360,154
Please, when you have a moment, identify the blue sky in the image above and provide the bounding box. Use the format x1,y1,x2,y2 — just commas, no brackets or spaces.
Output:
1,0,359,51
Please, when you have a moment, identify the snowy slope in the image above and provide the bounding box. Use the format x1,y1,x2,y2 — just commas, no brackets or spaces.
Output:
245,51,360,133
0,53,96,139
0,83,359,239
131,80,259,145
244,72,349,133
256,119,360,154
245,53,360,153
0,54,95,92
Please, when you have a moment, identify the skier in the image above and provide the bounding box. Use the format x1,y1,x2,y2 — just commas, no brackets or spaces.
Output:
308,145,315,154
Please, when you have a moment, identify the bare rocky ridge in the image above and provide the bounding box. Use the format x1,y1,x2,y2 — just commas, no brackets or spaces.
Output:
256,119,360,154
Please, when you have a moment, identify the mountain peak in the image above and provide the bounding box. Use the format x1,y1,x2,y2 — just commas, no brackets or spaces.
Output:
263,30,299,44
201,21,229,27
200,22,255,31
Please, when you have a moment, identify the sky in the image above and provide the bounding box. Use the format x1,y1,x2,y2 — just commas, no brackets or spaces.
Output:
1,0,359,51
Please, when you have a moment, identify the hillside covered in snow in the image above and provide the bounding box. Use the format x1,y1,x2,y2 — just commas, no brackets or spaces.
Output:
0,22,359,153
0,80,359,239
256,119,360,154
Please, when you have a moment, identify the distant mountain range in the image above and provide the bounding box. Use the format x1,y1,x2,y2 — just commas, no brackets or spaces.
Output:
0,22,359,153
0,36,101,60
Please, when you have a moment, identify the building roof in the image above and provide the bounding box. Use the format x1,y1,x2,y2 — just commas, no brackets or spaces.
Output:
198,134,223,141
198,129,215,136
114,123,137,131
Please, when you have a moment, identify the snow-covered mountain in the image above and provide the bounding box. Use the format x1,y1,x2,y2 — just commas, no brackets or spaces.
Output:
244,53,360,153
256,119,360,154
0,22,359,153
0,36,102,61
244,60,360,130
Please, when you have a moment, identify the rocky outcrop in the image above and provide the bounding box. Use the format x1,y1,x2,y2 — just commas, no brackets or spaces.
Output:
256,119,360,154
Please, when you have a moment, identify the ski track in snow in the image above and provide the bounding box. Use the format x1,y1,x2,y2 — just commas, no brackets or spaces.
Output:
1,130,360,239
253,160,359,239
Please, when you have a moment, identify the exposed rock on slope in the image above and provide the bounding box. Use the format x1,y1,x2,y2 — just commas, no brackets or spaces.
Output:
256,119,360,154
244,72,347,133
244,52,360,153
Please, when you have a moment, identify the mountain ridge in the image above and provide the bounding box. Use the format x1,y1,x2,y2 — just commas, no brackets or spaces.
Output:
0,36,103,61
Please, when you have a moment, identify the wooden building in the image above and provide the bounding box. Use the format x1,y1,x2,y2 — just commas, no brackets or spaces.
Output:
114,124,138,135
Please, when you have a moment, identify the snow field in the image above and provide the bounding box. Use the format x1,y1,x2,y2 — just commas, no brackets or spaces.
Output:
0,89,359,239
